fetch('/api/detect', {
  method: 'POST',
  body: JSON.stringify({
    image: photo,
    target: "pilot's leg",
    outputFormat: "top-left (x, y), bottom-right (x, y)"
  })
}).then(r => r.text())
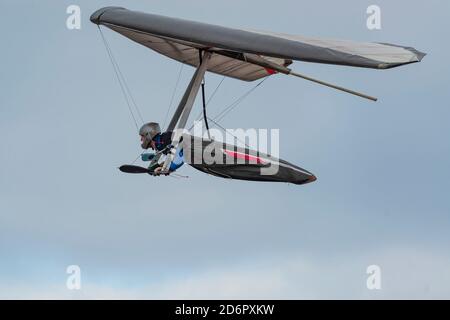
top-left (169, 147), bottom-right (184, 172)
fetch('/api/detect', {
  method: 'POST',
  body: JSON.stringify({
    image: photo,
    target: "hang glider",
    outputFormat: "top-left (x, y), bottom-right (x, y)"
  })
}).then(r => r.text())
top-left (91, 6), bottom-right (425, 101)
top-left (120, 134), bottom-right (317, 185)
top-left (91, 7), bottom-right (425, 185)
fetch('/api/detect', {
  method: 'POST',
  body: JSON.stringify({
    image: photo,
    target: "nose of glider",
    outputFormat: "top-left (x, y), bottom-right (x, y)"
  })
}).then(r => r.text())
top-left (307, 173), bottom-right (317, 183)
top-left (298, 172), bottom-right (317, 185)
top-left (294, 168), bottom-right (317, 185)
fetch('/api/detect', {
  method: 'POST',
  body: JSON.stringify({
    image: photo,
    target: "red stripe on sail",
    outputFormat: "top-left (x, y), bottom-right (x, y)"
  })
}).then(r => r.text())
top-left (264, 67), bottom-right (277, 75)
top-left (223, 149), bottom-right (266, 164)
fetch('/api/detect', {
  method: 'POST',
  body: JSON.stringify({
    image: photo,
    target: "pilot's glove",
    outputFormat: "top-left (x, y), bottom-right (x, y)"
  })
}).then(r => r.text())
top-left (162, 145), bottom-right (174, 155)
top-left (153, 166), bottom-right (163, 176)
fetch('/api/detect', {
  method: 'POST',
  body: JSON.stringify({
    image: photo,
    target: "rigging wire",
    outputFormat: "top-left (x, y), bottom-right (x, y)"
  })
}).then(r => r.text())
top-left (192, 56), bottom-right (250, 124)
top-left (200, 77), bottom-right (269, 149)
top-left (189, 76), bottom-right (226, 130)
top-left (213, 77), bottom-right (267, 124)
top-left (163, 63), bottom-right (184, 129)
top-left (188, 59), bottom-right (247, 130)
top-left (189, 58), bottom-right (248, 126)
top-left (206, 76), bottom-right (225, 106)
top-left (189, 76), bottom-right (268, 134)
top-left (110, 51), bottom-right (145, 124)
top-left (206, 116), bottom-right (250, 149)
top-left (169, 173), bottom-right (189, 179)
top-left (98, 26), bottom-right (144, 123)
top-left (98, 26), bottom-right (144, 130)
top-left (131, 152), bottom-right (144, 165)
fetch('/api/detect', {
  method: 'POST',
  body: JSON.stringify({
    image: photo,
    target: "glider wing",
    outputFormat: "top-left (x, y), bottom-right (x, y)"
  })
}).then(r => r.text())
top-left (91, 6), bottom-right (425, 82)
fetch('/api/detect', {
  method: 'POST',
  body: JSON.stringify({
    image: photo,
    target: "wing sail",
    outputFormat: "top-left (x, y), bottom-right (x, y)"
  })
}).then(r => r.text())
top-left (91, 6), bottom-right (425, 77)
top-left (106, 24), bottom-right (291, 81)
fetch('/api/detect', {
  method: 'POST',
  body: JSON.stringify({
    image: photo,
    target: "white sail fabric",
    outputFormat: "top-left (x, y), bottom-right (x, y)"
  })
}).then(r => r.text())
top-left (108, 24), bottom-right (291, 81)
top-left (247, 29), bottom-right (424, 68)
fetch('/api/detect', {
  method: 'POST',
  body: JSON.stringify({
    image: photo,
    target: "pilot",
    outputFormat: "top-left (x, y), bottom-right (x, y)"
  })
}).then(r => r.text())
top-left (139, 122), bottom-right (184, 175)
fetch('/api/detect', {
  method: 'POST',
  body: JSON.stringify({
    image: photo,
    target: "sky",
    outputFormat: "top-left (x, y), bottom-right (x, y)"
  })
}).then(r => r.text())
top-left (0, 0), bottom-right (449, 299)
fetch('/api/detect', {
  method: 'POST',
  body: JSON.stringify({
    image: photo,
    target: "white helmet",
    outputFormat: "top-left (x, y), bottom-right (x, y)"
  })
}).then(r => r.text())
top-left (139, 122), bottom-right (161, 149)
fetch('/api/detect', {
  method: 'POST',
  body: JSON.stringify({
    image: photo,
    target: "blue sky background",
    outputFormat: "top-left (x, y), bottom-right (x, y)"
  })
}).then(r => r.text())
top-left (1, 0), bottom-right (449, 299)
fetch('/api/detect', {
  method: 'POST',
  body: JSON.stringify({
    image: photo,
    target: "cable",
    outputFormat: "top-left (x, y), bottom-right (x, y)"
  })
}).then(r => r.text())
top-left (99, 27), bottom-right (144, 123)
top-left (163, 63), bottom-right (184, 129)
top-left (206, 116), bottom-right (250, 149)
top-left (206, 76), bottom-right (225, 106)
top-left (98, 26), bottom-right (143, 130)
top-left (213, 78), bottom-right (267, 124)
top-left (189, 76), bottom-right (226, 131)
top-left (188, 76), bottom-right (267, 134)
top-left (131, 152), bottom-right (144, 165)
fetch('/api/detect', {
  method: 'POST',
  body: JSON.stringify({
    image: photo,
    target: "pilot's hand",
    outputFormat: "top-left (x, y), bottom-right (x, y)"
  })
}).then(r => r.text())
top-left (162, 145), bottom-right (174, 155)
top-left (153, 166), bottom-right (163, 176)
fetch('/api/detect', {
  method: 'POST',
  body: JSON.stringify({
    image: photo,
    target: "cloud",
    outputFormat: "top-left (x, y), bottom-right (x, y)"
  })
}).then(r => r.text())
top-left (2, 246), bottom-right (450, 299)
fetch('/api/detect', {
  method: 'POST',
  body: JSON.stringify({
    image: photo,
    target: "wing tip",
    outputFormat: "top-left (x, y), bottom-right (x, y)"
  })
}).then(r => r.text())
top-left (403, 46), bottom-right (427, 62)
top-left (376, 42), bottom-right (427, 69)
top-left (414, 49), bottom-right (427, 62)
top-left (90, 6), bottom-right (126, 25)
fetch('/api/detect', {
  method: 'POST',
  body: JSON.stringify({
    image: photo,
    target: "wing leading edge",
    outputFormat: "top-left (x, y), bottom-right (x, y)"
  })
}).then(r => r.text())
top-left (91, 6), bottom-right (425, 81)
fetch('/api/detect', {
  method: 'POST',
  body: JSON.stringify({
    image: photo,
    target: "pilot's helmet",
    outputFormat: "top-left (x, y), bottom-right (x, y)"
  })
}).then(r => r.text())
top-left (139, 122), bottom-right (161, 149)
